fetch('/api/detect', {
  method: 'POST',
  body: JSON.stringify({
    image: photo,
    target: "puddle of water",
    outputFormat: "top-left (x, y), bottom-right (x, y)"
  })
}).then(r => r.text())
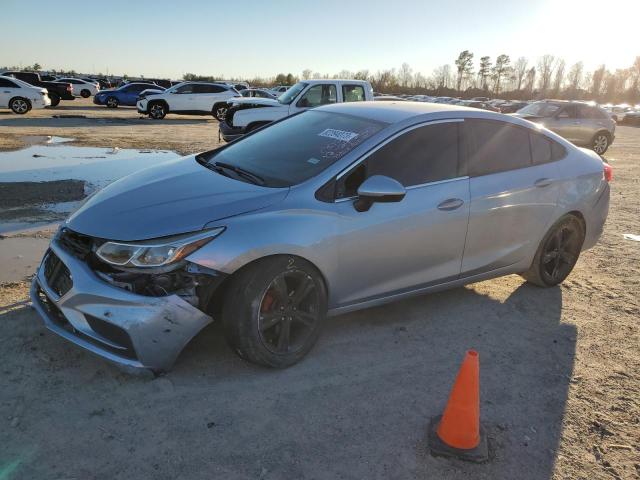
top-left (0, 143), bottom-right (181, 233)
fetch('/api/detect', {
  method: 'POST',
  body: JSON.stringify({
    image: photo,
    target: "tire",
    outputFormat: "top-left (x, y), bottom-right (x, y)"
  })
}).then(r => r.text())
top-left (49, 93), bottom-right (60, 107)
top-left (148, 101), bottom-right (167, 120)
top-left (212, 103), bottom-right (228, 121)
top-left (522, 215), bottom-right (585, 287)
top-left (592, 131), bottom-right (611, 155)
top-left (80, 89), bottom-right (91, 98)
top-left (106, 96), bottom-right (119, 108)
top-left (222, 256), bottom-right (328, 368)
top-left (9, 97), bottom-right (30, 114)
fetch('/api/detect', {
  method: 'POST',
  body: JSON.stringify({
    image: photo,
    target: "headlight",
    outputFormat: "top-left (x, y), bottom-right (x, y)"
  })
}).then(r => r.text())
top-left (96, 228), bottom-right (224, 268)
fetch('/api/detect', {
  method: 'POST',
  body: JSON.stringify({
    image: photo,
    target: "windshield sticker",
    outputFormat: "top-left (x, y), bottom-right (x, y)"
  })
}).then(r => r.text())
top-left (318, 129), bottom-right (359, 142)
top-left (307, 157), bottom-right (321, 164)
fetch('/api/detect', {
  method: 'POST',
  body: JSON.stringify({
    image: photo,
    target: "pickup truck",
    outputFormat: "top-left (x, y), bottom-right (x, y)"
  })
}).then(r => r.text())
top-left (219, 79), bottom-right (373, 142)
top-left (0, 71), bottom-right (74, 106)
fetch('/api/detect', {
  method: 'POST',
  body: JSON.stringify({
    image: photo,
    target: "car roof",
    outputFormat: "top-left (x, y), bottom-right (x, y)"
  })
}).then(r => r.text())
top-left (317, 101), bottom-right (494, 123)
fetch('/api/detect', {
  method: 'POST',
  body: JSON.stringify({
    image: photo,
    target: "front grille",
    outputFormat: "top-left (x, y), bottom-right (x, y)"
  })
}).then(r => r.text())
top-left (43, 251), bottom-right (73, 297)
top-left (58, 228), bottom-right (94, 259)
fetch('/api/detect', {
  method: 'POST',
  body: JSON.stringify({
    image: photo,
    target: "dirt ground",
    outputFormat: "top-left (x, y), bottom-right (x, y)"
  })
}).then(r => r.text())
top-left (0, 100), bottom-right (638, 480)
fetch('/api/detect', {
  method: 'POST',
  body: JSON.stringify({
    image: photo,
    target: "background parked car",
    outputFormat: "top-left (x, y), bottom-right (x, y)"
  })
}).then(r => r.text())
top-left (457, 100), bottom-right (500, 111)
top-left (514, 100), bottom-right (616, 154)
top-left (241, 88), bottom-right (277, 99)
top-left (270, 85), bottom-right (290, 95)
top-left (137, 81), bottom-right (240, 120)
top-left (54, 77), bottom-right (99, 97)
top-left (94, 82), bottom-right (164, 108)
top-left (621, 110), bottom-right (640, 126)
top-left (499, 101), bottom-right (529, 113)
top-left (1, 71), bottom-right (74, 106)
top-left (0, 75), bottom-right (50, 113)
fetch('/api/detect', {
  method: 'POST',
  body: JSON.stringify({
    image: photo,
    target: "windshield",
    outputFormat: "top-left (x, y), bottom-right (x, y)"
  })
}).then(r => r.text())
top-left (204, 110), bottom-right (387, 187)
top-left (517, 102), bottom-right (561, 117)
top-left (277, 82), bottom-right (307, 104)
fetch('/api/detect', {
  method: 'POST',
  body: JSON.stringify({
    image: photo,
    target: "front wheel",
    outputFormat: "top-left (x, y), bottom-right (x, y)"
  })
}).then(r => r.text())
top-left (222, 256), bottom-right (327, 368)
top-left (522, 215), bottom-right (585, 287)
top-left (592, 132), bottom-right (610, 155)
top-left (148, 102), bottom-right (167, 119)
top-left (106, 96), bottom-right (119, 108)
top-left (10, 97), bottom-right (30, 114)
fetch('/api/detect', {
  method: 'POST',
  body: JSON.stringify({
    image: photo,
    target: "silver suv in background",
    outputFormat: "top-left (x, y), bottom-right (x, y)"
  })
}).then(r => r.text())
top-left (514, 101), bottom-right (615, 154)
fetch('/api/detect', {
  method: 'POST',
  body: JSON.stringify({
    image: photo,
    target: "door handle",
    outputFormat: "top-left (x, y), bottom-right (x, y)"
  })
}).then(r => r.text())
top-left (535, 178), bottom-right (553, 188)
top-left (437, 198), bottom-right (464, 211)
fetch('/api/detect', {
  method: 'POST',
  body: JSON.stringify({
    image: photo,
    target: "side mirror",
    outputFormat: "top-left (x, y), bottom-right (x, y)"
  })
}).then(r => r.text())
top-left (354, 175), bottom-right (406, 212)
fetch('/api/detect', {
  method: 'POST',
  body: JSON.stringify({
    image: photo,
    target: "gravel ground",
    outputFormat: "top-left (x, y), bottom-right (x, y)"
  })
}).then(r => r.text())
top-left (0, 105), bottom-right (638, 480)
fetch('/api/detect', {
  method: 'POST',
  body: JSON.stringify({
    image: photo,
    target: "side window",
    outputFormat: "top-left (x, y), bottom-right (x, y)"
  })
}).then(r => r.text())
top-left (551, 141), bottom-right (567, 161)
top-left (193, 84), bottom-right (226, 94)
top-left (0, 78), bottom-right (18, 88)
top-left (343, 85), bottom-right (365, 102)
top-left (557, 105), bottom-right (576, 118)
top-left (297, 84), bottom-right (337, 108)
top-left (175, 84), bottom-right (195, 94)
top-left (336, 122), bottom-right (459, 198)
top-left (577, 105), bottom-right (596, 119)
top-left (530, 133), bottom-right (553, 165)
top-left (465, 119), bottom-right (531, 176)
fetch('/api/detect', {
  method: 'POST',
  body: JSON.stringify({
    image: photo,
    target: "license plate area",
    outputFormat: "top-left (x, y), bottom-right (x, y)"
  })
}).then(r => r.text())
top-left (43, 251), bottom-right (73, 297)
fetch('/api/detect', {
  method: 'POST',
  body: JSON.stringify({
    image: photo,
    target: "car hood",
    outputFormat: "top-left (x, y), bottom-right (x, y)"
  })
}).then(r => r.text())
top-left (65, 156), bottom-right (289, 241)
top-left (229, 97), bottom-right (282, 107)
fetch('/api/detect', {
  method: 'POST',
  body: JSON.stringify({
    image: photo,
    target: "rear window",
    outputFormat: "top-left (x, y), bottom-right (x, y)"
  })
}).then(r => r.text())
top-left (465, 120), bottom-right (531, 176)
top-left (206, 111), bottom-right (386, 187)
top-left (530, 133), bottom-right (567, 164)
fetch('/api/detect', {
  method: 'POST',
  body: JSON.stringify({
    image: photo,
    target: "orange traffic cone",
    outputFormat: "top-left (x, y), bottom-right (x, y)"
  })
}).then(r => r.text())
top-left (428, 350), bottom-right (488, 462)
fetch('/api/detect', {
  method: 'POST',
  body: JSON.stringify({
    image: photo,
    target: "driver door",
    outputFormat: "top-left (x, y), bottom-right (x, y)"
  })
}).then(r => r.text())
top-left (171, 83), bottom-right (195, 111)
top-left (330, 120), bottom-right (470, 307)
top-left (546, 104), bottom-right (580, 142)
top-left (289, 84), bottom-right (337, 115)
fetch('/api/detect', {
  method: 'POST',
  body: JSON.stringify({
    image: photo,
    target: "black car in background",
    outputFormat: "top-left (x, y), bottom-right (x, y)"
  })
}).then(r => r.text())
top-left (0, 71), bottom-right (74, 106)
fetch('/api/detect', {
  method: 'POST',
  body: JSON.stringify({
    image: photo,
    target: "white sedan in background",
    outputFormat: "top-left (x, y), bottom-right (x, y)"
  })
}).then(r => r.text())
top-left (54, 77), bottom-right (99, 97)
top-left (0, 75), bottom-right (50, 113)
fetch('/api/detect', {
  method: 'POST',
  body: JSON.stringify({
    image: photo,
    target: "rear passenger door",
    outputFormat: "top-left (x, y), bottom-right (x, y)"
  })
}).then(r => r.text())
top-left (193, 84), bottom-right (228, 112)
top-left (332, 120), bottom-right (470, 306)
top-left (341, 84), bottom-right (366, 102)
top-left (460, 119), bottom-right (560, 276)
top-left (0, 78), bottom-right (19, 107)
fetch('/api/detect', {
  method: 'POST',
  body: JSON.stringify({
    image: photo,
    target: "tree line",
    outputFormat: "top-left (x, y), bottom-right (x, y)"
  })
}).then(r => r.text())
top-left (8, 53), bottom-right (640, 104)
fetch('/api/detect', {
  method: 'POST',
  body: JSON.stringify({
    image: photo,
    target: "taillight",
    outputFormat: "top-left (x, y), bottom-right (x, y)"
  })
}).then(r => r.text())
top-left (603, 162), bottom-right (613, 182)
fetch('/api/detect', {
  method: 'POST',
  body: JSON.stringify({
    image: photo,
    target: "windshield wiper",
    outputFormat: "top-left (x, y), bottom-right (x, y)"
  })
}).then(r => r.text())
top-left (212, 161), bottom-right (265, 186)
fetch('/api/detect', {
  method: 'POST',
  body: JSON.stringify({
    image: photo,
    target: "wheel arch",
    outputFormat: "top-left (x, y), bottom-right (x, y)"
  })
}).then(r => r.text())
top-left (204, 253), bottom-right (330, 318)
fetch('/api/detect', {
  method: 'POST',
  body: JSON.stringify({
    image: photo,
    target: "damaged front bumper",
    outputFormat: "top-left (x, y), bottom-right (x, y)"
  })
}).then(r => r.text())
top-left (30, 238), bottom-right (214, 372)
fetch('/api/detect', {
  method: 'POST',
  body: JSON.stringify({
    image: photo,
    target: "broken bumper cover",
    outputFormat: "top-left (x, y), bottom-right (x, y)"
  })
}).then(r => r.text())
top-left (30, 240), bottom-right (213, 372)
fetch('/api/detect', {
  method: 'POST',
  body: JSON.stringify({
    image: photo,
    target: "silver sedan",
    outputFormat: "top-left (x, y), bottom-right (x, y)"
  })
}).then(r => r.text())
top-left (31, 102), bottom-right (610, 372)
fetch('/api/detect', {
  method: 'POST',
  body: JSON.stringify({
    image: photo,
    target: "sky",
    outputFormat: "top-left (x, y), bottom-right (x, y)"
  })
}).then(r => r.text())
top-left (2, 0), bottom-right (639, 80)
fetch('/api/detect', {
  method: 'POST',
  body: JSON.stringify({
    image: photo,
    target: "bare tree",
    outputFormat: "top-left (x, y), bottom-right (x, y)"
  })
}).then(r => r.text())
top-left (399, 62), bottom-right (413, 88)
top-left (567, 62), bottom-right (584, 92)
top-left (552, 59), bottom-right (566, 95)
top-left (591, 65), bottom-right (606, 99)
top-left (433, 64), bottom-right (452, 89)
top-left (513, 57), bottom-right (528, 91)
top-left (524, 67), bottom-right (536, 93)
top-left (301, 69), bottom-right (312, 80)
top-left (537, 54), bottom-right (555, 92)
top-left (492, 54), bottom-right (511, 95)
top-left (354, 70), bottom-right (370, 81)
top-left (478, 56), bottom-right (492, 91)
top-left (630, 56), bottom-right (640, 95)
top-left (455, 50), bottom-right (474, 92)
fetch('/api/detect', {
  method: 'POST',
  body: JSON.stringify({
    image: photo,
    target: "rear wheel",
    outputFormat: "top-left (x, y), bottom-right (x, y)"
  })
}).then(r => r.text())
top-left (522, 215), bottom-right (585, 287)
top-left (80, 89), bottom-right (91, 98)
top-left (148, 102), bottom-right (167, 119)
top-left (592, 132), bottom-right (610, 155)
top-left (106, 96), bottom-right (119, 108)
top-left (48, 93), bottom-right (60, 107)
top-left (222, 256), bottom-right (327, 368)
top-left (10, 97), bottom-right (30, 114)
